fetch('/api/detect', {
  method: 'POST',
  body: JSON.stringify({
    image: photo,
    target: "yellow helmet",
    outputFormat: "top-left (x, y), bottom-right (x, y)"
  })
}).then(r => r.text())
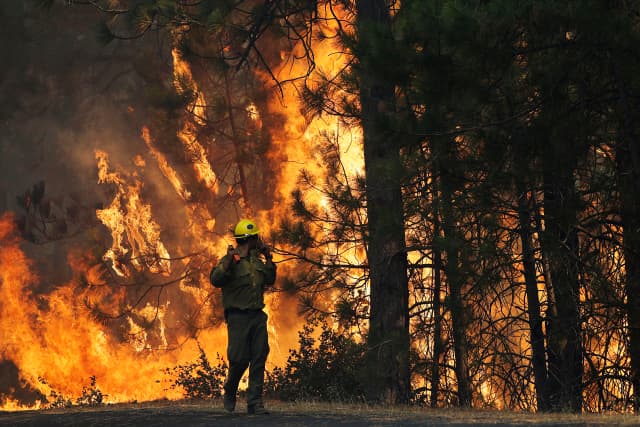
top-left (234, 219), bottom-right (260, 238)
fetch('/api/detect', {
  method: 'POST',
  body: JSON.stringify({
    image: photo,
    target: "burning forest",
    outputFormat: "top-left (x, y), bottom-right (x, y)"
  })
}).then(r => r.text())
top-left (1, 0), bottom-right (640, 416)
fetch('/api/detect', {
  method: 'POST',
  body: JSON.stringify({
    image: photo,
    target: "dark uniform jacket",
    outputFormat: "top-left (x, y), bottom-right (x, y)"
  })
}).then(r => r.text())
top-left (210, 249), bottom-right (276, 310)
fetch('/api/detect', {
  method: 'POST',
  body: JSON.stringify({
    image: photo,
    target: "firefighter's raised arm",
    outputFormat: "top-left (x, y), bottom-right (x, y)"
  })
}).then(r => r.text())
top-left (210, 245), bottom-right (236, 287)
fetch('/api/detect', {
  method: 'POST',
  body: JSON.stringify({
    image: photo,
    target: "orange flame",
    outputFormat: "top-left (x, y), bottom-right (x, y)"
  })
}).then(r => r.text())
top-left (172, 48), bottom-right (219, 193)
top-left (0, 213), bottom-right (223, 407)
top-left (141, 127), bottom-right (192, 201)
top-left (95, 150), bottom-right (171, 276)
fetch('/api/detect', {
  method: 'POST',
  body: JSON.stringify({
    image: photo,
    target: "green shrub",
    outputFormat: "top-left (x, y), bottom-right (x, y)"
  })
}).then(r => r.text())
top-left (266, 320), bottom-right (366, 402)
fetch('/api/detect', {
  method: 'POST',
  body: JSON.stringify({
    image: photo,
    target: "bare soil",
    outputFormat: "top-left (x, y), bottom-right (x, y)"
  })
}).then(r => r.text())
top-left (1, 400), bottom-right (638, 427)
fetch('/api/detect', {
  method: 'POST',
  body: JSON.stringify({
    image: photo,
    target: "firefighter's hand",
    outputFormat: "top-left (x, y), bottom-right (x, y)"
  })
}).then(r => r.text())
top-left (222, 245), bottom-right (235, 270)
top-left (258, 239), bottom-right (273, 262)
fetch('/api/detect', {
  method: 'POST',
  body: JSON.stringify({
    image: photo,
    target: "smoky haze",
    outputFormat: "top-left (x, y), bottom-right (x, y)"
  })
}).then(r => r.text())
top-left (0, 1), bottom-right (154, 274)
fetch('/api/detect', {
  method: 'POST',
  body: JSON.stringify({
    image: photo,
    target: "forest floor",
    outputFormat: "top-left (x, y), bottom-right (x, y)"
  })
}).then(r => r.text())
top-left (1, 400), bottom-right (639, 427)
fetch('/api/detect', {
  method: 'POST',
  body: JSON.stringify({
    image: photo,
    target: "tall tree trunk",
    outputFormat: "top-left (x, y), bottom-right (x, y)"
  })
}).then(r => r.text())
top-left (542, 166), bottom-right (582, 412)
top-left (619, 135), bottom-right (640, 414)
top-left (437, 141), bottom-right (472, 407)
top-left (357, 0), bottom-right (410, 404)
top-left (613, 63), bottom-right (640, 411)
top-left (532, 196), bottom-right (557, 315)
top-left (516, 185), bottom-right (550, 411)
top-left (430, 175), bottom-right (444, 408)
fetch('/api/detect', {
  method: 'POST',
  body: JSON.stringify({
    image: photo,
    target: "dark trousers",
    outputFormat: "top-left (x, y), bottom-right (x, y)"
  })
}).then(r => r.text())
top-left (224, 309), bottom-right (269, 406)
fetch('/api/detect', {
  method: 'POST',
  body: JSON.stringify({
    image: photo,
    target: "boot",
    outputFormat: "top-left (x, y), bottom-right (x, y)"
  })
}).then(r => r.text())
top-left (247, 402), bottom-right (269, 415)
top-left (223, 393), bottom-right (236, 413)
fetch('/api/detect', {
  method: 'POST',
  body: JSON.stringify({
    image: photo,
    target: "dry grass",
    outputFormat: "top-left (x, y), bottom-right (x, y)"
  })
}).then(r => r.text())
top-left (268, 400), bottom-right (640, 425)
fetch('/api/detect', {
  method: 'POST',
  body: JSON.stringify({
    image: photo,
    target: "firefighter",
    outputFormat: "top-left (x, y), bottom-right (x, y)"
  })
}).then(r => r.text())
top-left (210, 219), bottom-right (276, 415)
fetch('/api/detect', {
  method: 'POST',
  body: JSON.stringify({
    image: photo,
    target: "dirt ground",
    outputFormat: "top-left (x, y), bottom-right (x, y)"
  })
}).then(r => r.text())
top-left (1, 400), bottom-right (639, 427)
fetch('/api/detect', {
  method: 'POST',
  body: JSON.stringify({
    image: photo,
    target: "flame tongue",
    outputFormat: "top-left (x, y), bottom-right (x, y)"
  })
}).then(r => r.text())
top-left (95, 150), bottom-right (171, 276)
top-left (172, 48), bottom-right (219, 194)
top-left (141, 127), bottom-right (192, 201)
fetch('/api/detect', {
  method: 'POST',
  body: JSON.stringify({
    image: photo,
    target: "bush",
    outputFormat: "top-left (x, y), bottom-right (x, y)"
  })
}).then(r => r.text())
top-left (39, 376), bottom-right (104, 408)
top-left (266, 320), bottom-right (366, 402)
top-left (75, 375), bottom-right (104, 406)
top-left (164, 343), bottom-right (227, 399)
